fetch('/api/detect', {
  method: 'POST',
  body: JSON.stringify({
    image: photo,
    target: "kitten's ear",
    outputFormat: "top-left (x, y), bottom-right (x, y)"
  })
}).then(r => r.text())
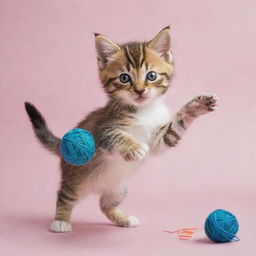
top-left (147, 26), bottom-right (171, 61)
top-left (94, 33), bottom-right (121, 67)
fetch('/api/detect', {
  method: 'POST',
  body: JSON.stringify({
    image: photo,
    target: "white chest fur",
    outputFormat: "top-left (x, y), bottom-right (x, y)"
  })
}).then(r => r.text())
top-left (129, 98), bottom-right (171, 143)
top-left (86, 98), bottom-right (171, 194)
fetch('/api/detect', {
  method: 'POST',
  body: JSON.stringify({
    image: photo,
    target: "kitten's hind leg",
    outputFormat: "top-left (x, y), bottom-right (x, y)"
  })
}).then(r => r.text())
top-left (100, 184), bottom-right (139, 228)
top-left (50, 184), bottom-right (78, 233)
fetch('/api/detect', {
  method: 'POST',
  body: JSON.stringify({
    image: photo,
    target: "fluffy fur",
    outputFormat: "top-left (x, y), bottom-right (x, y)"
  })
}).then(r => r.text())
top-left (25, 26), bottom-right (218, 232)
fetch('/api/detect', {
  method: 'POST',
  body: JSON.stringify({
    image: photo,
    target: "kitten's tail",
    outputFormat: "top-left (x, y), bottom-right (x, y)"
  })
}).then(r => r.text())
top-left (24, 102), bottom-right (61, 156)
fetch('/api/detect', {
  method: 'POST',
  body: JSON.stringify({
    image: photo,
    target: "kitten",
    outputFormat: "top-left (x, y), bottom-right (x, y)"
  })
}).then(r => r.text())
top-left (25, 26), bottom-right (218, 232)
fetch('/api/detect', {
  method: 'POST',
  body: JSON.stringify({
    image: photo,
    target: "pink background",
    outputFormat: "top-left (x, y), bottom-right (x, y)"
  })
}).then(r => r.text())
top-left (1, 0), bottom-right (256, 255)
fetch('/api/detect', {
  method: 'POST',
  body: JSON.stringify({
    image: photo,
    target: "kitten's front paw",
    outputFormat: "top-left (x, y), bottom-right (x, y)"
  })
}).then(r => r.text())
top-left (50, 220), bottom-right (72, 233)
top-left (122, 143), bottom-right (149, 161)
top-left (164, 132), bottom-right (180, 147)
top-left (187, 94), bottom-right (218, 116)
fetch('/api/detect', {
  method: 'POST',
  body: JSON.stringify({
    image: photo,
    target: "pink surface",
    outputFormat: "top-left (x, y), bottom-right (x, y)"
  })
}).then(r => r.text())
top-left (1, 0), bottom-right (256, 255)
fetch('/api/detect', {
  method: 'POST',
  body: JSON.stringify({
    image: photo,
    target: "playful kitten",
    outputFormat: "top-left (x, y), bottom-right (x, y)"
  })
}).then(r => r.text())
top-left (25, 26), bottom-right (218, 232)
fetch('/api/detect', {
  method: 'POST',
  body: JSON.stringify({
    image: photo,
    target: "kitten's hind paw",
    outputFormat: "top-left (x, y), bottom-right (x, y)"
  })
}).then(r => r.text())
top-left (122, 143), bottom-right (149, 161)
top-left (50, 220), bottom-right (72, 233)
top-left (114, 215), bottom-right (140, 227)
top-left (127, 216), bottom-right (140, 227)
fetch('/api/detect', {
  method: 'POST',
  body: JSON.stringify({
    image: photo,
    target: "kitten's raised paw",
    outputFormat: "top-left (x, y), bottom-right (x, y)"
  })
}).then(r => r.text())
top-left (122, 143), bottom-right (149, 161)
top-left (50, 220), bottom-right (72, 233)
top-left (188, 94), bottom-right (218, 115)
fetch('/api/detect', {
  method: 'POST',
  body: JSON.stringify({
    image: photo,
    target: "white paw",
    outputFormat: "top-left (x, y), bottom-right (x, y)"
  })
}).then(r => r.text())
top-left (134, 143), bottom-right (149, 160)
top-left (123, 143), bottom-right (149, 161)
top-left (128, 216), bottom-right (140, 227)
top-left (50, 220), bottom-right (72, 233)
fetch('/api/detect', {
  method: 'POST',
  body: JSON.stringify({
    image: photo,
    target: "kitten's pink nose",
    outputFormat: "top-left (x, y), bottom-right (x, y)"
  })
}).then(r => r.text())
top-left (134, 89), bottom-right (145, 96)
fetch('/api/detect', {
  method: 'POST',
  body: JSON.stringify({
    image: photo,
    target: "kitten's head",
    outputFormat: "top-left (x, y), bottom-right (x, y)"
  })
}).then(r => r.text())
top-left (95, 26), bottom-right (173, 107)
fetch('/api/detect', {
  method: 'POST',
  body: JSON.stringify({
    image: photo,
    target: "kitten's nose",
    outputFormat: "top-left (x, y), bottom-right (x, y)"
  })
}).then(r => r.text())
top-left (134, 89), bottom-right (145, 96)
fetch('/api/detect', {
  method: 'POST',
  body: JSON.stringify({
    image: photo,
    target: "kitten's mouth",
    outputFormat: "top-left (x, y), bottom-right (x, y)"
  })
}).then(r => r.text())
top-left (135, 96), bottom-right (148, 103)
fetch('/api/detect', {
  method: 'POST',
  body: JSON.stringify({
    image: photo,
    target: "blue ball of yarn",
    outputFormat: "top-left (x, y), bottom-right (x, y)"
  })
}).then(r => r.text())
top-left (60, 128), bottom-right (95, 166)
top-left (204, 209), bottom-right (239, 243)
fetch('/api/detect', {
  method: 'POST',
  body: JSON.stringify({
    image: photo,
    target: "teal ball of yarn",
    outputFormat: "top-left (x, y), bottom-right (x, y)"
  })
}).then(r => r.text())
top-left (60, 128), bottom-right (95, 166)
top-left (204, 209), bottom-right (239, 243)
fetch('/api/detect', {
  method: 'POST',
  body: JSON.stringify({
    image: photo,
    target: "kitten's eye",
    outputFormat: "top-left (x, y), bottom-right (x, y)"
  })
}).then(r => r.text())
top-left (119, 74), bottom-right (131, 83)
top-left (146, 71), bottom-right (157, 81)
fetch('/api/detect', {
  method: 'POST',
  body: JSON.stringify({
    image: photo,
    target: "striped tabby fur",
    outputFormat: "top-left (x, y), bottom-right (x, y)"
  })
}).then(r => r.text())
top-left (25, 26), bottom-right (218, 232)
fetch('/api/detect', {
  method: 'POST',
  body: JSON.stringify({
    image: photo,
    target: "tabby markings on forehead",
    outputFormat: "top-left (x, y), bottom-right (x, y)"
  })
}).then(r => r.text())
top-left (139, 44), bottom-right (146, 67)
top-left (124, 46), bottom-right (136, 68)
top-left (124, 42), bottom-right (146, 69)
